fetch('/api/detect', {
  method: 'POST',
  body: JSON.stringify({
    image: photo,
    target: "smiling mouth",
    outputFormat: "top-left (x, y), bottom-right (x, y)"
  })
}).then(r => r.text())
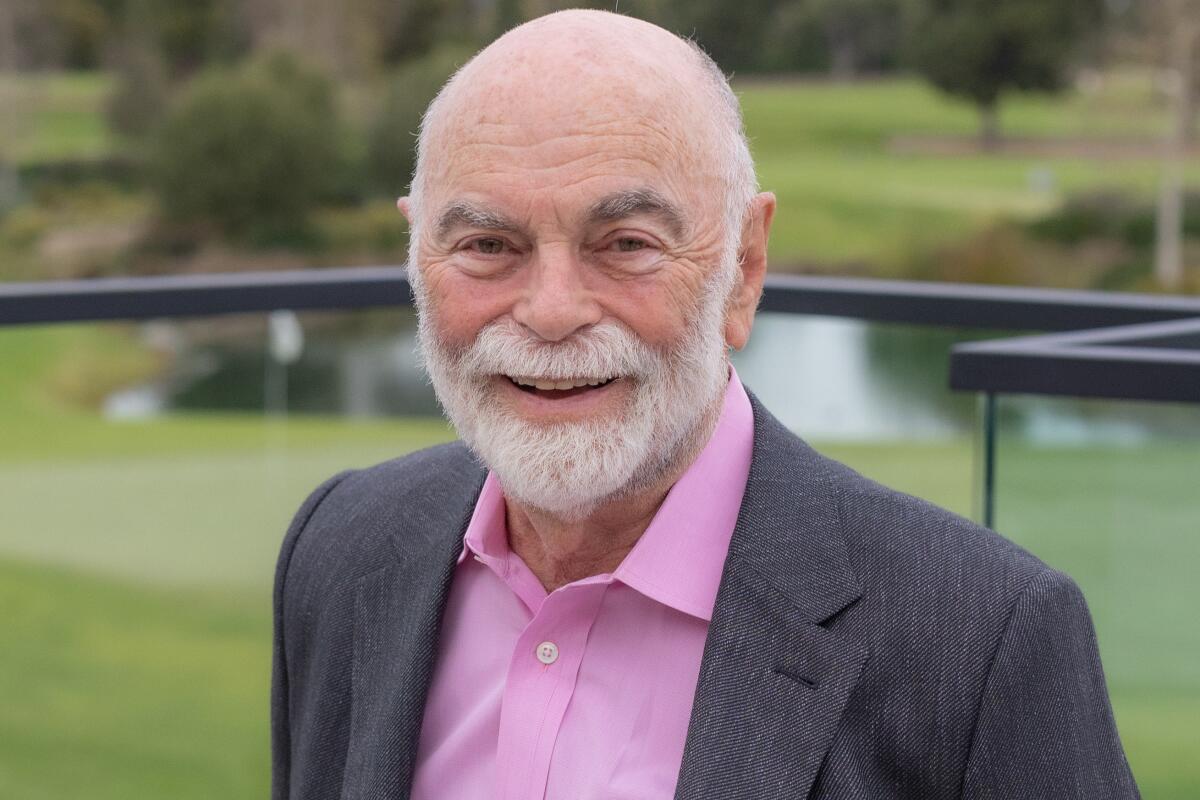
top-left (505, 375), bottom-right (619, 399)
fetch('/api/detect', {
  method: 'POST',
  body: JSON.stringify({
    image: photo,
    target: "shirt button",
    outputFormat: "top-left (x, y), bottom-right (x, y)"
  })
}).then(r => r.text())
top-left (535, 641), bottom-right (559, 665)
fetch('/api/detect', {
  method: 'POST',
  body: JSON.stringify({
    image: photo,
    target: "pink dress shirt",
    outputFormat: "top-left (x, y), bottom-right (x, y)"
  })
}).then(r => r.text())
top-left (410, 371), bottom-right (754, 800)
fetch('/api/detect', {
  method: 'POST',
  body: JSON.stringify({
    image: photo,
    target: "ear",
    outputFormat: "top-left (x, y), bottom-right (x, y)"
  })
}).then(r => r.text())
top-left (724, 192), bottom-right (776, 351)
top-left (396, 196), bottom-right (414, 225)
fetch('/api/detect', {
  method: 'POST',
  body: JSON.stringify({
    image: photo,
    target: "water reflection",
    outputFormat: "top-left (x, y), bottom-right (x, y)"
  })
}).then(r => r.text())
top-left (735, 314), bottom-right (971, 441)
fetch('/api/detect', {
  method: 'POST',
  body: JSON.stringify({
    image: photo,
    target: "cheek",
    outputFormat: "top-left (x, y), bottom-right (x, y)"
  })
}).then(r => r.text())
top-left (420, 261), bottom-right (518, 347)
top-left (597, 266), bottom-right (711, 348)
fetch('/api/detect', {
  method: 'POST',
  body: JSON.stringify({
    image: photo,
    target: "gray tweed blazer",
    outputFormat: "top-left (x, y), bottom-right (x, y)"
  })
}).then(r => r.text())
top-left (272, 395), bottom-right (1139, 799)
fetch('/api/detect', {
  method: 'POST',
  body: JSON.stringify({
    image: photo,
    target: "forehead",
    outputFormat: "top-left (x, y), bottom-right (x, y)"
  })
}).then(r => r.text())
top-left (421, 55), bottom-right (723, 220)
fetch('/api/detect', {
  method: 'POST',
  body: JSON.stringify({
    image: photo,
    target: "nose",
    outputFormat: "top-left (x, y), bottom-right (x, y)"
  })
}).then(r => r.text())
top-left (511, 245), bottom-right (602, 342)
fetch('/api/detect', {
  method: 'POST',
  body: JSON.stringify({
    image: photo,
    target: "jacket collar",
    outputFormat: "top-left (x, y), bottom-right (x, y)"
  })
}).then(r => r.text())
top-left (726, 392), bottom-right (863, 625)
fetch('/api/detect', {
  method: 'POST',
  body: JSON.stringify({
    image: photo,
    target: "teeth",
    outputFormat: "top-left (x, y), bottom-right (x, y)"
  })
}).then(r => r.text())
top-left (509, 376), bottom-right (615, 390)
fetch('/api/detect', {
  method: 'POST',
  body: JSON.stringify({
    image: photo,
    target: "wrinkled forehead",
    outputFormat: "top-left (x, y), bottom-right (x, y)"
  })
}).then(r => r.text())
top-left (418, 40), bottom-right (725, 222)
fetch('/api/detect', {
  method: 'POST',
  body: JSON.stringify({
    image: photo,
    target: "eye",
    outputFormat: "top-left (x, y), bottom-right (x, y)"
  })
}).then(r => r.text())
top-left (468, 237), bottom-right (507, 255)
top-left (613, 237), bottom-right (647, 252)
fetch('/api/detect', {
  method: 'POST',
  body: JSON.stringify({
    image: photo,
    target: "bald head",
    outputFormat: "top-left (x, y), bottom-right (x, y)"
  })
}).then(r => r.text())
top-left (408, 10), bottom-right (756, 247)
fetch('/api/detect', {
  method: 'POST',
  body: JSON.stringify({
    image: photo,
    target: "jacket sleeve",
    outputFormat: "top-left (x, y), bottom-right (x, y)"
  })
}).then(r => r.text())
top-left (271, 470), bottom-right (355, 800)
top-left (961, 568), bottom-right (1140, 799)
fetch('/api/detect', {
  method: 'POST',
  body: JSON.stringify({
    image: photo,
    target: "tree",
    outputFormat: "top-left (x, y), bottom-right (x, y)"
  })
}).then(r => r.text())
top-left (366, 45), bottom-right (476, 197)
top-left (906, 0), bottom-right (1106, 147)
top-left (670, 0), bottom-right (786, 73)
top-left (770, 0), bottom-right (903, 79)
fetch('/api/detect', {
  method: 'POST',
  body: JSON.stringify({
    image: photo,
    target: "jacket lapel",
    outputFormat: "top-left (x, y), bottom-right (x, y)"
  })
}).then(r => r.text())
top-left (341, 459), bottom-right (484, 800)
top-left (675, 397), bottom-right (868, 799)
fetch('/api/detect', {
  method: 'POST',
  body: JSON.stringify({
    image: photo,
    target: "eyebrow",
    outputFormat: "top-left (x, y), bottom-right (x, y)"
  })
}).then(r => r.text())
top-left (585, 188), bottom-right (689, 239)
top-left (433, 188), bottom-right (690, 240)
top-left (434, 201), bottom-right (521, 238)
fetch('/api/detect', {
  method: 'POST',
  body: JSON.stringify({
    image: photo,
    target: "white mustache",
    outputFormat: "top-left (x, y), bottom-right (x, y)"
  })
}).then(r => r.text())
top-left (455, 317), bottom-right (664, 382)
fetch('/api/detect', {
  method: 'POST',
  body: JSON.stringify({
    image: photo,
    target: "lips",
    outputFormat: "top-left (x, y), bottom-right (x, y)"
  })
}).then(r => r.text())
top-left (505, 374), bottom-right (618, 399)
top-left (508, 375), bottom-right (616, 390)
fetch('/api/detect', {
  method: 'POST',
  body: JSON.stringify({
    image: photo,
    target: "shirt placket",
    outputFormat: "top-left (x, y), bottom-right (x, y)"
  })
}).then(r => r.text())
top-left (496, 579), bottom-right (609, 800)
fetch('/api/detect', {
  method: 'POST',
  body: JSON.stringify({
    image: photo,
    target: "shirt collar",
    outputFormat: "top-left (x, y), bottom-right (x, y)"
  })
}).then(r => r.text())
top-left (457, 472), bottom-right (507, 568)
top-left (611, 369), bottom-right (754, 621)
top-left (458, 368), bottom-right (755, 623)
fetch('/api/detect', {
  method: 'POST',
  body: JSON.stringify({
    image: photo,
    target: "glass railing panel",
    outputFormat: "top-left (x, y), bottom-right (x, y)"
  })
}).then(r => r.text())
top-left (991, 394), bottom-right (1200, 800)
top-left (734, 312), bottom-right (1001, 517)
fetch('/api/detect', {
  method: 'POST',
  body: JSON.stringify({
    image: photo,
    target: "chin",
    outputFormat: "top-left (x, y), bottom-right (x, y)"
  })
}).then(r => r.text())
top-left (455, 379), bottom-right (716, 521)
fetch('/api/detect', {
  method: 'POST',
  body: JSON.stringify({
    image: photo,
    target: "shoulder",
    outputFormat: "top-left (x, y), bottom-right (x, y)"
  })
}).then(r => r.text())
top-left (748, 393), bottom-right (1050, 605)
top-left (789, 433), bottom-right (1090, 704)
top-left (800, 436), bottom-right (1060, 654)
top-left (747, 392), bottom-right (1065, 655)
top-left (828, 452), bottom-right (1049, 607)
top-left (276, 441), bottom-right (484, 609)
top-left (304, 440), bottom-right (482, 528)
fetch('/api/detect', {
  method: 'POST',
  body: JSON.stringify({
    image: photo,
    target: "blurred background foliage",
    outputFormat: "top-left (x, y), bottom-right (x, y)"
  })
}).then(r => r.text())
top-left (2, 1), bottom-right (1200, 798)
top-left (0, 0), bottom-right (1196, 290)
top-left (151, 50), bottom-right (342, 245)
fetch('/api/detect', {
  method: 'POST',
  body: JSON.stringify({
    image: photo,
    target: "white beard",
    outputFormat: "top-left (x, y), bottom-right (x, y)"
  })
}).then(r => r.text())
top-left (414, 264), bottom-right (737, 521)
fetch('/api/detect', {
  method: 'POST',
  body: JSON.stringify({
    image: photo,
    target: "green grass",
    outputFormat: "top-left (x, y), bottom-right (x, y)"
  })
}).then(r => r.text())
top-left (1, 73), bottom-right (116, 166)
top-left (735, 77), bottom-right (1200, 270)
top-left (738, 75), bottom-right (1170, 152)
top-left (0, 397), bottom-right (456, 796)
top-left (0, 422), bottom-right (454, 589)
top-left (0, 324), bottom-right (455, 464)
top-left (0, 558), bottom-right (271, 800)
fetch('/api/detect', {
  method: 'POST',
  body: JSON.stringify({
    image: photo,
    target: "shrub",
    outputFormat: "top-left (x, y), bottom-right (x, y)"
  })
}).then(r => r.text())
top-left (1026, 191), bottom-right (1136, 244)
top-left (1028, 189), bottom-right (1200, 248)
top-left (152, 51), bottom-right (341, 244)
top-left (366, 45), bottom-right (475, 198)
top-left (916, 222), bottom-right (1130, 290)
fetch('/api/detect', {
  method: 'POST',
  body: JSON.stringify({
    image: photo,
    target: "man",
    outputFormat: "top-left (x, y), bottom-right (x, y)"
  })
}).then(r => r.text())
top-left (272, 10), bottom-right (1138, 799)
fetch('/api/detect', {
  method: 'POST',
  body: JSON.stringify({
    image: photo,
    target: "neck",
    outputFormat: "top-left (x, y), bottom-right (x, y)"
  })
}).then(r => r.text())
top-left (506, 395), bottom-right (724, 593)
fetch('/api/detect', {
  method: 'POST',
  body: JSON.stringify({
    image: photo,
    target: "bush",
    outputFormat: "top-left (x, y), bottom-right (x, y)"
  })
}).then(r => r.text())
top-left (1028, 189), bottom-right (1200, 248)
top-left (366, 45), bottom-right (475, 198)
top-left (1026, 191), bottom-right (1137, 244)
top-left (915, 222), bottom-right (1130, 290)
top-left (152, 51), bottom-right (341, 244)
